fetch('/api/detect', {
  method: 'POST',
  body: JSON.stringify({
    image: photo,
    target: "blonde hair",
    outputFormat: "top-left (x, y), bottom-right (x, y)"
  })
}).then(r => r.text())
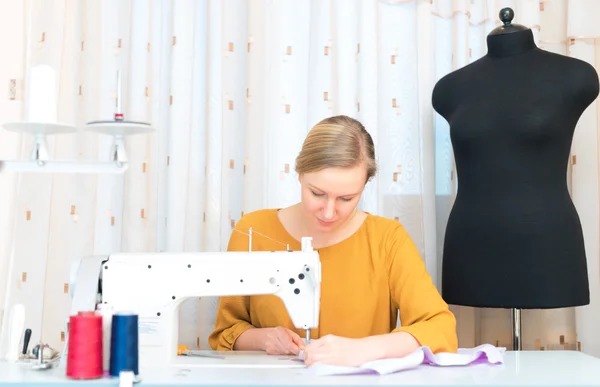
top-left (295, 115), bottom-right (377, 182)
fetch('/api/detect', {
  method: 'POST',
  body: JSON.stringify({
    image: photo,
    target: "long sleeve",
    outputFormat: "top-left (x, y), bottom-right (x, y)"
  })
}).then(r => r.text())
top-left (387, 224), bottom-right (458, 354)
top-left (207, 219), bottom-right (255, 350)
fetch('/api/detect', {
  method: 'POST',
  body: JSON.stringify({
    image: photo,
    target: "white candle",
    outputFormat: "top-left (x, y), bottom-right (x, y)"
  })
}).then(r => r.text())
top-left (27, 65), bottom-right (57, 123)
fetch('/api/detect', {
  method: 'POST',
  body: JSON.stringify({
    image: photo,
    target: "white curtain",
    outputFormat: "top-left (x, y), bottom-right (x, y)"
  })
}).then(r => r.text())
top-left (0, 0), bottom-right (598, 358)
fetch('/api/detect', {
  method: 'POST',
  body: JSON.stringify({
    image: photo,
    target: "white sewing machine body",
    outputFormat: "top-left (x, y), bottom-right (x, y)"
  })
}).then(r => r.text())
top-left (65, 236), bottom-right (321, 367)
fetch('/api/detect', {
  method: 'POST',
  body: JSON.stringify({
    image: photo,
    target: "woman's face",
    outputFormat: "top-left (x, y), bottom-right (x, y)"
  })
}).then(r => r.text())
top-left (298, 164), bottom-right (367, 234)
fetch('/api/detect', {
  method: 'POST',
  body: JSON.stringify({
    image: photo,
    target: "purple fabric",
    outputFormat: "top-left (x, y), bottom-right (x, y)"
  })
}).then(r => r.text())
top-left (304, 344), bottom-right (506, 376)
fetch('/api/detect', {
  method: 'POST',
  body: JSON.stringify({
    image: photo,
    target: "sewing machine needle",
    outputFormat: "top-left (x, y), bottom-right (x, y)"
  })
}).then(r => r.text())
top-left (306, 329), bottom-right (310, 344)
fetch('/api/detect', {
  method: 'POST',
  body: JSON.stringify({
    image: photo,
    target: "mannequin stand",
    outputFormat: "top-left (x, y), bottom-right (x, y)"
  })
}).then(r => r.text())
top-left (512, 308), bottom-right (522, 350)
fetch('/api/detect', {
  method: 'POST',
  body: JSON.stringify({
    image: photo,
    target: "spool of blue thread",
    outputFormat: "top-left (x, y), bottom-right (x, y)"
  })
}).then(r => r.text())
top-left (109, 312), bottom-right (139, 377)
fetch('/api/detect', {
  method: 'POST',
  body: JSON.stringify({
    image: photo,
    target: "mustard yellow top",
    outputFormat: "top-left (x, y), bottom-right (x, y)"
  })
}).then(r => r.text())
top-left (208, 209), bottom-right (457, 354)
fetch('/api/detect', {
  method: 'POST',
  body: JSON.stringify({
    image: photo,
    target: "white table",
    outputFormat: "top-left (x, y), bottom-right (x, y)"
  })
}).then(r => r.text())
top-left (0, 350), bottom-right (598, 386)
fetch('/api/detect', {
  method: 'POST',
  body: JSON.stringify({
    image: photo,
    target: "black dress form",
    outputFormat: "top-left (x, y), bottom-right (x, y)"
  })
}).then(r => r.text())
top-left (433, 28), bottom-right (599, 309)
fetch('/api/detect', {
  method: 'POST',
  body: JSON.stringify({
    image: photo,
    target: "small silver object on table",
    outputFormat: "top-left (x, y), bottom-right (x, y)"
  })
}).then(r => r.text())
top-left (29, 342), bottom-right (55, 370)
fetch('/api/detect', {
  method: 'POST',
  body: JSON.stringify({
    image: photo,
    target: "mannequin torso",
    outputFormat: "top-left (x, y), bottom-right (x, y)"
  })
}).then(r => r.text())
top-left (433, 29), bottom-right (599, 308)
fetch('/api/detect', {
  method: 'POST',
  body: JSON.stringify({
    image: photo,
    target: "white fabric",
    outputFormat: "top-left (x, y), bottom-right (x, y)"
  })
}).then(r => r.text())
top-left (0, 0), bottom-right (598, 359)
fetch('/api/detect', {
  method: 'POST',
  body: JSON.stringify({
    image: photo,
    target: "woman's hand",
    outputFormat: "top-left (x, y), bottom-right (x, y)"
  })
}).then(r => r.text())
top-left (302, 334), bottom-right (374, 367)
top-left (265, 326), bottom-right (306, 355)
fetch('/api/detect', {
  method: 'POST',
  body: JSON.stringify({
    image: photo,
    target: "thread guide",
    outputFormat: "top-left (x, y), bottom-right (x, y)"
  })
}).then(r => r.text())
top-left (0, 70), bottom-right (154, 174)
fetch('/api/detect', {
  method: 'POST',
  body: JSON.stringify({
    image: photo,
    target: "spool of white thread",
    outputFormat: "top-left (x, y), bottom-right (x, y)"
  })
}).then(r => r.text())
top-left (96, 304), bottom-right (114, 372)
top-left (5, 304), bottom-right (25, 362)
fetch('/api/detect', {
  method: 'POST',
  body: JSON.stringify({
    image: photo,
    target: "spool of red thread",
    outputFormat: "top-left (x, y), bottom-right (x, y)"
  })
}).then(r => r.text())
top-left (66, 311), bottom-right (103, 379)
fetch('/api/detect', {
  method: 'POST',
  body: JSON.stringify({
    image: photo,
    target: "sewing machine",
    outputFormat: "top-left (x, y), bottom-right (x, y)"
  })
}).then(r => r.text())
top-left (63, 234), bottom-right (321, 367)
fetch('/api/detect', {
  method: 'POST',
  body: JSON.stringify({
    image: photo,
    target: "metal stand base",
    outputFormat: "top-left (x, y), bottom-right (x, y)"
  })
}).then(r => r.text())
top-left (512, 308), bottom-right (522, 350)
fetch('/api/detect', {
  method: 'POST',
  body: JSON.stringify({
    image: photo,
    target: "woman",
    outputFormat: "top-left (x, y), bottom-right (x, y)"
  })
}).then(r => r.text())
top-left (208, 115), bottom-right (457, 367)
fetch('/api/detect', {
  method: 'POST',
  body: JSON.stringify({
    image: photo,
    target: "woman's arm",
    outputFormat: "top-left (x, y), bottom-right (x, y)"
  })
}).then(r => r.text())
top-left (235, 326), bottom-right (306, 355)
top-left (385, 223), bottom-right (458, 354)
top-left (208, 213), bottom-right (305, 354)
top-left (232, 327), bottom-right (270, 351)
top-left (302, 223), bottom-right (457, 366)
top-left (359, 331), bottom-right (420, 360)
top-left (207, 291), bottom-right (255, 350)
top-left (208, 218), bottom-right (256, 350)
